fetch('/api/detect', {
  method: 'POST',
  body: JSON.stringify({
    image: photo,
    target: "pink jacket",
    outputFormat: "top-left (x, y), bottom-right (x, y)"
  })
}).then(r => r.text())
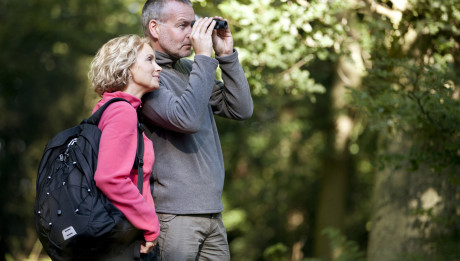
top-left (92, 91), bottom-right (160, 242)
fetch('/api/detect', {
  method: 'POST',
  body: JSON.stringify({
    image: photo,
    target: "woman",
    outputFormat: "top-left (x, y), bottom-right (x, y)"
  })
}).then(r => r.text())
top-left (88, 34), bottom-right (162, 260)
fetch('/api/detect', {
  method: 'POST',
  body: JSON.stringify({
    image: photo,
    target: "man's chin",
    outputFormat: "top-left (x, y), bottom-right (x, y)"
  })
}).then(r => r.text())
top-left (182, 50), bottom-right (192, 58)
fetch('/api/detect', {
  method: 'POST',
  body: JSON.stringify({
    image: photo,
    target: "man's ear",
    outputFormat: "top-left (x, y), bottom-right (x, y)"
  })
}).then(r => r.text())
top-left (149, 20), bottom-right (160, 40)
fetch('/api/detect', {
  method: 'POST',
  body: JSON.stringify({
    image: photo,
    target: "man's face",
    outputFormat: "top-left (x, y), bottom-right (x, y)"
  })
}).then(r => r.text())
top-left (156, 1), bottom-right (195, 58)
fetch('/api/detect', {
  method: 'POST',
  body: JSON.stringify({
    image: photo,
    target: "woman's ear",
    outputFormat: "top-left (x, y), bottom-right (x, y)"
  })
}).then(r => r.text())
top-left (149, 20), bottom-right (160, 40)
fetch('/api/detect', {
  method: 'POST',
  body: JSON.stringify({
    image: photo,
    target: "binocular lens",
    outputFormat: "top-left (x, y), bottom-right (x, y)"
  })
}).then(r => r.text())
top-left (191, 19), bottom-right (228, 29)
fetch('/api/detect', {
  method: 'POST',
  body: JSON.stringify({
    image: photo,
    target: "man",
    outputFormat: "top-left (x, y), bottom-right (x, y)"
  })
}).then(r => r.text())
top-left (140, 0), bottom-right (253, 260)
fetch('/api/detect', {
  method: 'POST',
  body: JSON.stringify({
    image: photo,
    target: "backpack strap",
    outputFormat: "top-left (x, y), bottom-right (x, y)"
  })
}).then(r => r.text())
top-left (87, 97), bottom-right (129, 125)
top-left (135, 122), bottom-right (145, 194)
top-left (87, 97), bottom-right (145, 195)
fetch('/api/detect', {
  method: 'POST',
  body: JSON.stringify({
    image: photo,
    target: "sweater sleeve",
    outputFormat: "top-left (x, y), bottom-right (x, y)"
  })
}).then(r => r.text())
top-left (94, 102), bottom-right (160, 242)
top-left (141, 55), bottom-right (218, 134)
top-left (210, 49), bottom-right (253, 120)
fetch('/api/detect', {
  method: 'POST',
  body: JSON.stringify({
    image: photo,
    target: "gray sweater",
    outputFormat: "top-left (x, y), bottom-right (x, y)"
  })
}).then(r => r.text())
top-left (141, 50), bottom-right (253, 214)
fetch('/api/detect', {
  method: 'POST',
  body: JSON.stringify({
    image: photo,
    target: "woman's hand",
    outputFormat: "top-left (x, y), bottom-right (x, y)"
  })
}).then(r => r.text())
top-left (140, 239), bottom-right (158, 254)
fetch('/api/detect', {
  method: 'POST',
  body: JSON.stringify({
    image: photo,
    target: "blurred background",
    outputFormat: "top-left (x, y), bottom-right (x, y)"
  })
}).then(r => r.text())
top-left (1, 0), bottom-right (459, 260)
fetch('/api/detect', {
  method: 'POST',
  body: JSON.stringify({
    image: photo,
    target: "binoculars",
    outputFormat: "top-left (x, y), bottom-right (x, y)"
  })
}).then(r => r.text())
top-left (191, 19), bottom-right (228, 29)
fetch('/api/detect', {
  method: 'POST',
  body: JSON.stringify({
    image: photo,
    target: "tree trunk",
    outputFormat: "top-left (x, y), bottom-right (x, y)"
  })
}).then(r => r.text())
top-left (314, 43), bottom-right (363, 260)
top-left (314, 155), bottom-right (350, 260)
top-left (367, 132), bottom-right (460, 260)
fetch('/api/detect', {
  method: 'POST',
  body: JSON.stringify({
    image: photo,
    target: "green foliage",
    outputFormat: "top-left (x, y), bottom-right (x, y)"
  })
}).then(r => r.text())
top-left (322, 227), bottom-right (365, 261)
top-left (218, 0), bottom-right (351, 97)
top-left (219, 0), bottom-right (460, 260)
top-left (263, 243), bottom-right (289, 261)
top-left (347, 1), bottom-right (460, 258)
top-left (216, 0), bottom-right (374, 260)
top-left (350, 0), bottom-right (460, 175)
top-left (218, 94), bottom-right (325, 260)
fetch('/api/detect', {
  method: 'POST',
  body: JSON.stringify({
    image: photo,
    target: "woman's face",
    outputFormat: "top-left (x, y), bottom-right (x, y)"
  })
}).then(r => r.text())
top-left (129, 43), bottom-right (162, 93)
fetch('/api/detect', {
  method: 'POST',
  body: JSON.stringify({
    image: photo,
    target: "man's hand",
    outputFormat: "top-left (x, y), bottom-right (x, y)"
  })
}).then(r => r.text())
top-left (140, 239), bottom-right (158, 254)
top-left (212, 16), bottom-right (234, 57)
top-left (190, 17), bottom-right (216, 57)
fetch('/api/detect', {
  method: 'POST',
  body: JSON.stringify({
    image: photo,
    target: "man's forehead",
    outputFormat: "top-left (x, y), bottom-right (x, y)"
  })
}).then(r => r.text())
top-left (163, 1), bottom-right (194, 21)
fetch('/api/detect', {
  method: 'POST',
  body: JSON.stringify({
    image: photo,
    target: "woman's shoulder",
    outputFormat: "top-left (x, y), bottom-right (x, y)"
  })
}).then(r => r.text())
top-left (98, 100), bottom-right (137, 130)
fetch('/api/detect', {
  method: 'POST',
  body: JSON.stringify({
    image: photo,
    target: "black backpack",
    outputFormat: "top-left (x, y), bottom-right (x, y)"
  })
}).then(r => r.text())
top-left (34, 98), bottom-right (145, 260)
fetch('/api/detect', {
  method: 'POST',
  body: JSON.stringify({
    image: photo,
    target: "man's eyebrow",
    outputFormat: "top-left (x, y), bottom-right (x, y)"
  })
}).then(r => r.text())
top-left (176, 17), bottom-right (193, 23)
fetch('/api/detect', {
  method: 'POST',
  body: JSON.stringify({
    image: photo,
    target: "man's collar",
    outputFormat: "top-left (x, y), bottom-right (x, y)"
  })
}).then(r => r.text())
top-left (155, 50), bottom-right (179, 66)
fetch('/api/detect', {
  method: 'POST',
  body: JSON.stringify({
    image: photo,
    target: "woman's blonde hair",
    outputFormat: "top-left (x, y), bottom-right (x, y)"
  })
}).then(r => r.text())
top-left (89, 34), bottom-right (151, 96)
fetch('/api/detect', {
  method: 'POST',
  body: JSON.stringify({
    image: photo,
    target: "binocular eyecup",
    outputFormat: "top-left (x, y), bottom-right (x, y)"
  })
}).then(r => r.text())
top-left (191, 19), bottom-right (228, 30)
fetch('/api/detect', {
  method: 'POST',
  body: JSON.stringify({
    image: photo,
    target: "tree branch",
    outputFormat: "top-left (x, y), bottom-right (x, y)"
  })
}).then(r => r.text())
top-left (363, 0), bottom-right (403, 25)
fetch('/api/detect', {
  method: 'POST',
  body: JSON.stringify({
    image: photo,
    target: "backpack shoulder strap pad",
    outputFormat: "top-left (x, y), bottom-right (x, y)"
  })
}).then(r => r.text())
top-left (86, 98), bottom-right (130, 125)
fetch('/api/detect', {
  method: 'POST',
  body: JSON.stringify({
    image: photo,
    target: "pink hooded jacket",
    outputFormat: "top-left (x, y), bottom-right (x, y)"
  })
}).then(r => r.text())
top-left (92, 91), bottom-right (160, 242)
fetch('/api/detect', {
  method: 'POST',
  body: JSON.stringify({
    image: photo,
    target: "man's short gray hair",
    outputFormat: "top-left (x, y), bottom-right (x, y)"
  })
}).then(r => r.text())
top-left (141, 0), bottom-right (193, 37)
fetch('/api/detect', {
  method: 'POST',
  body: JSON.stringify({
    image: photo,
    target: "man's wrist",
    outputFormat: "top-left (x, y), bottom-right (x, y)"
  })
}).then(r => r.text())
top-left (215, 49), bottom-right (238, 64)
top-left (216, 49), bottom-right (234, 57)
